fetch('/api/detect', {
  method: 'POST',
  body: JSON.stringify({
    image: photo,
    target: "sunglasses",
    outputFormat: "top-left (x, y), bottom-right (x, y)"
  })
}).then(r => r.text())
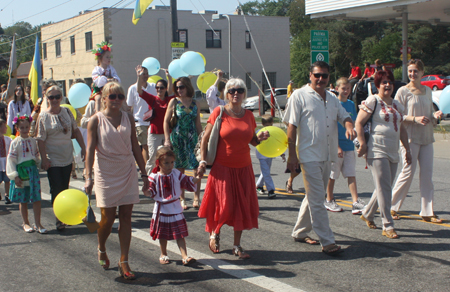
top-left (48, 94), bottom-right (61, 100)
top-left (156, 86), bottom-right (166, 90)
top-left (312, 73), bottom-right (329, 79)
top-left (175, 85), bottom-right (186, 90)
top-left (108, 94), bottom-right (125, 100)
top-left (227, 88), bottom-right (245, 94)
top-left (381, 80), bottom-right (394, 85)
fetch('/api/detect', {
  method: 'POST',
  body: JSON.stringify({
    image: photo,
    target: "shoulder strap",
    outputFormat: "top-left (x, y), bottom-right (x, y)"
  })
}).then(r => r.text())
top-left (368, 98), bottom-right (377, 123)
top-left (218, 105), bottom-right (225, 118)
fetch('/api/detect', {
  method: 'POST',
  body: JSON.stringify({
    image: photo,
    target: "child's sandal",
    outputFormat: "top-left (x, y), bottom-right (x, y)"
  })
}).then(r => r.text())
top-left (182, 257), bottom-right (196, 266)
top-left (159, 255), bottom-right (170, 265)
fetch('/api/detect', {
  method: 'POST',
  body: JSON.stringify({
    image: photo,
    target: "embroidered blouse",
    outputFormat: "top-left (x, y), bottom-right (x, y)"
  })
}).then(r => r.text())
top-left (6, 136), bottom-right (40, 179)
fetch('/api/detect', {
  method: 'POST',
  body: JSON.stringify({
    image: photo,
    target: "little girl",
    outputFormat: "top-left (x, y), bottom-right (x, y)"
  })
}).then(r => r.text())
top-left (91, 41), bottom-right (121, 112)
top-left (6, 115), bottom-right (44, 233)
top-left (145, 146), bottom-right (201, 266)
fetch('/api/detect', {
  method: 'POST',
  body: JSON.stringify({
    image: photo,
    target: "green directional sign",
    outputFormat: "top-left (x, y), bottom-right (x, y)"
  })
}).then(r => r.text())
top-left (311, 30), bottom-right (329, 51)
top-left (311, 51), bottom-right (329, 64)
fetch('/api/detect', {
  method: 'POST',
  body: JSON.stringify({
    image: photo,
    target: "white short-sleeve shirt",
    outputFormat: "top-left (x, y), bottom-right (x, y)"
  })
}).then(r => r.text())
top-left (126, 82), bottom-right (156, 127)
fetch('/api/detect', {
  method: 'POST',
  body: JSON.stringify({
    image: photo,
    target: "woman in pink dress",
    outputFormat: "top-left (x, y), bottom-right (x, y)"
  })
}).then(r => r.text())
top-left (84, 82), bottom-right (148, 280)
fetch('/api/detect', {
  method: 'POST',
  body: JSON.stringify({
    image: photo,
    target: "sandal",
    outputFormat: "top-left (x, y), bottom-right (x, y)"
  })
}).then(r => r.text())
top-left (159, 255), bottom-right (170, 265)
top-left (360, 215), bottom-right (377, 229)
top-left (71, 171), bottom-right (77, 179)
top-left (285, 180), bottom-right (293, 194)
top-left (180, 199), bottom-right (188, 210)
top-left (118, 261), bottom-right (136, 280)
top-left (98, 249), bottom-right (110, 269)
top-left (33, 224), bottom-right (48, 234)
top-left (322, 244), bottom-right (342, 255)
top-left (22, 223), bottom-right (34, 233)
top-left (182, 257), bottom-right (196, 266)
top-left (56, 221), bottom-right (66, 231)
top-left (382, 229), bottom-right (399, 239)
top-left (209, 232), bottom-right (220, 253)
top-left (193, 199), bottom-right (200, 209)
top-left (294, 236), bottom-right (319, 245)
top-left (422, 215), bottom-right (443, 223)
top-left (391, 210), bottom-right (400, 220)
top-left (232, 245), bottom-right (250, 259)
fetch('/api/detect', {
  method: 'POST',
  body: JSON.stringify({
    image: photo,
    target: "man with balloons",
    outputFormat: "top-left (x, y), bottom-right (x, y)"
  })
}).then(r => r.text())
top-left (284, 61), bottom-right (356, 255)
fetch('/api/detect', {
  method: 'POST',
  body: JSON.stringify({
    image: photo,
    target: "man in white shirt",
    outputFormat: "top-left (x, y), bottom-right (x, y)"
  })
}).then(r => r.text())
top-left (126, 66), bottom-right (156, 163)
top-left (206, 71), bottom-right (226, 113)
top-left (284, 61), bottom-right (356, 255)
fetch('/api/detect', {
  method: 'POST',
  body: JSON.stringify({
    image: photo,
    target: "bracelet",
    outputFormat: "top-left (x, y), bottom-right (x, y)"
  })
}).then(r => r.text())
top-left (199, 160), bottom-right (207, 166)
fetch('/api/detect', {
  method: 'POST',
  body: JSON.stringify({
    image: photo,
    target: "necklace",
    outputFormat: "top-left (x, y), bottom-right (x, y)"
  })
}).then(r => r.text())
top-left (229, 106), bottom-right (244, 116)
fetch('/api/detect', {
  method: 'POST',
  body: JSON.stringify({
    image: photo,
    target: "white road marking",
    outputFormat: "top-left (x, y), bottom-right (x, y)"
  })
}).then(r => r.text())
top-left (41, 180), bottom-right (305, 292)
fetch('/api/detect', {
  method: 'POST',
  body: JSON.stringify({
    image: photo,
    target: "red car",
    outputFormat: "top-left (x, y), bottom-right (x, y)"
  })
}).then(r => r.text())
top-left (421, 75), bottom-right (450, 91)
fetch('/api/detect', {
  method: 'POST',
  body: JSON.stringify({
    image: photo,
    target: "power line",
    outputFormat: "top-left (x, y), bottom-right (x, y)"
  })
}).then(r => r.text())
top-left (6, 0), bottom-right (75, 26)
top-left (0, 0), bottom-right (16, 12)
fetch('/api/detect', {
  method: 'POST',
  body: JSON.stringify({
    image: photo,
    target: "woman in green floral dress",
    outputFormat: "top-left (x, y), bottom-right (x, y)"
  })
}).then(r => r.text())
top-left (164, 77), bottom-right (203, 209)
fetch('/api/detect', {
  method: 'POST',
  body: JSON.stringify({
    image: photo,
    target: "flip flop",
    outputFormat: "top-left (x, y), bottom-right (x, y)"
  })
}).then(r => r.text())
top-left (322, 244), bottom-right (342, 255)
top-left (294, 236), bottom-right (319, 245)
top-left (182, 257), bottom-right (196, 266)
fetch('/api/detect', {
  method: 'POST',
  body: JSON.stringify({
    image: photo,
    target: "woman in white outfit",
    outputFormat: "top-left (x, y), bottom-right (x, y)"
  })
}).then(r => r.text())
top-left (390, 59), bottom-right (444, 223)
top-left (7, 85), bottom-right (32, 134)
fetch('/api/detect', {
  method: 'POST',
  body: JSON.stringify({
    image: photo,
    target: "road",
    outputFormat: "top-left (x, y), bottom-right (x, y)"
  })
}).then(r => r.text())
top-left (0, 124), bottom-right (449, 291)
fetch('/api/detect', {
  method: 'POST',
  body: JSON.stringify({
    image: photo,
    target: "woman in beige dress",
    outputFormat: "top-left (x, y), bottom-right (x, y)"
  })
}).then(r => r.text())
top-left (84, 82), bottom-right (148, 280)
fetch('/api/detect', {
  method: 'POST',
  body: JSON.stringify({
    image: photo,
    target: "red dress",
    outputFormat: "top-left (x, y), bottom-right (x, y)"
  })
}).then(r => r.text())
top-left (198, 108), bottom-right (259, 233)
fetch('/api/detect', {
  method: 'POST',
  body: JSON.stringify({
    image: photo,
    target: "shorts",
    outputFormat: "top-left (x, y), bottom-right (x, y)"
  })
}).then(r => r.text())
top-left (0, 171), bottom-right (10, 183)
top-left (136, 125), bottom-right (149, 146)
top-left (330, 151), bottom-right (356, 179)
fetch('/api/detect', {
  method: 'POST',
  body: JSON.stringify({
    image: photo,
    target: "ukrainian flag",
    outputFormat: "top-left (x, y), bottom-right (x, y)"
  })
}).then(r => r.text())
top-left (28, 35), bottom-right (41, 105)
top-left (132, 0), bottom-right (154, 25)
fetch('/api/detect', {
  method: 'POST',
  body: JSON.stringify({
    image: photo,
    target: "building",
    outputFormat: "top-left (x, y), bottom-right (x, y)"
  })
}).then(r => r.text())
top-left (41, 6), bottom-right (290, 97)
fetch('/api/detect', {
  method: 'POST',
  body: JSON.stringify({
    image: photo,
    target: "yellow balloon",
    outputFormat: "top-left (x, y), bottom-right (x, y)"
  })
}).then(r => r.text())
top-left (197, 72), bottom-right (217, 94)
top-left (200, 113), bottom-right (203, 118)
top-left (197, 52), bottom-right (206, 65)
top-left (148, 75), bottom-right (162, 84)
top-left (61, 104), bottom-right (77, 120)
top-left (256, 126), bottom-right (288, 158)
top-left (6, 125), bottom-right (11, 136)
top-left (53, 189), bottom-right (88, 225)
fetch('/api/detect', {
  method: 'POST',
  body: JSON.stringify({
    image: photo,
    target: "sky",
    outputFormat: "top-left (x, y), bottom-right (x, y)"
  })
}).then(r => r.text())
top-left (0, 0), bottom-right (253, 28)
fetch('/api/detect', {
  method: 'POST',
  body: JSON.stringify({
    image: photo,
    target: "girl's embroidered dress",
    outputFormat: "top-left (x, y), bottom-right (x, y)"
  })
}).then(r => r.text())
top-left (6, 137), bottom-right (41, 203)
top-left (148, 168), bottom-right (196, 240)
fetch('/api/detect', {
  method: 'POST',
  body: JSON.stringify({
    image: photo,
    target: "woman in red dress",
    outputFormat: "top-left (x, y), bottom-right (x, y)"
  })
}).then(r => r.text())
top-left (197, 78), bottom-right (269, 259)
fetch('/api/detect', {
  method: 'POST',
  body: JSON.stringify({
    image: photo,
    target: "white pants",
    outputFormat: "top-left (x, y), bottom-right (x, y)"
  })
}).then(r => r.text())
top-left (292, 161), bottom-right (335, 247)
top-left (145, 133), bottom-right (165, 175)
top-left (362, 158), bottom-right (397, 231)
top-left (391, 143), bottom-right (434, 216)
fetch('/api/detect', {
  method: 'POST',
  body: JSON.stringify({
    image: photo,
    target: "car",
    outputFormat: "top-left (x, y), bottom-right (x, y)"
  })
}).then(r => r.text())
top-left (243, 95), bottom-right (270, 112)
top-left (421, 75), bottom-right (450, 91)
top-left (264, 88), bottom-right (288, 110)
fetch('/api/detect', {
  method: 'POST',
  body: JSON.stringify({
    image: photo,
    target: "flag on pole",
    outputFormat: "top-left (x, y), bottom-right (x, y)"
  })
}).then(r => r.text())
top-left (28, 35), bottom-right (42, 105)
top-left (5, 34), bottom-right (17, 100)
top-left (132, 0), bottom-right (154, 25)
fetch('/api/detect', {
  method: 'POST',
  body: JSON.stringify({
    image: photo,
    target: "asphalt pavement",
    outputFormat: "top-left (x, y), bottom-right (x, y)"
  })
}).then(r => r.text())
top-left (0, 115), bottom-right (449, 292)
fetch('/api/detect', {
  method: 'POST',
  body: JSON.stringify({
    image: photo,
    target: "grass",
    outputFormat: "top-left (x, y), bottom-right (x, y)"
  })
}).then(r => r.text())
top-left (434, 124), bottom-right (450, 137)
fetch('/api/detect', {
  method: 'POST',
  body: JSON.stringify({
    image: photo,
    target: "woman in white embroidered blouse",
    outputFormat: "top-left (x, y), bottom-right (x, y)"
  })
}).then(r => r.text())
top-left (390, 60), bottom-right (444, 223)
top-left (7, 85), bottom-right (32, 133)
top-left (355, 70), bottom-right (411, 239)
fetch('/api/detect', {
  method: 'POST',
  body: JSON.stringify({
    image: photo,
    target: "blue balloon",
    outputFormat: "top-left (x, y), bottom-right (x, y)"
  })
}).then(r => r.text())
top-left (168, 59), bottom-right (189, 79)
top-left (180, 51), bottom-right (205, 76)
top-left (68, 83), bottom-right (91, 109)
top-left (72, 139), bottom-right (81, 156)
top-left (142, 57), bottom-right (161, 75)
top-left (439, 86), bottom-right (450, 114)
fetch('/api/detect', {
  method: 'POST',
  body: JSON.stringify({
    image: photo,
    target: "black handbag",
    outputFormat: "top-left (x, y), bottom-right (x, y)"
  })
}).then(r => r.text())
top-left (362, 98), bottom-right (378, 143)
top-left (82, 192), bottom-right (100, 233)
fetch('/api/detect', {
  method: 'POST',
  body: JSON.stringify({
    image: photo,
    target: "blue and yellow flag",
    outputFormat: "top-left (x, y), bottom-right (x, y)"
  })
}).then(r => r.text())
top-left (28, 35), bottom-right (42, 105)
top-left (132, 0), bottom-right (154, 25)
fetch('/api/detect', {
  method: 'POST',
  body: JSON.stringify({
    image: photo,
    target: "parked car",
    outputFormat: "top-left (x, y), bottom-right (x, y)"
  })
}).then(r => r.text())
top-left (243, 95), bottom-right (270, 112)
top-left (421, 75), bottom-right (450, 91)
top-left (264, 88), bottom-right (288, 109)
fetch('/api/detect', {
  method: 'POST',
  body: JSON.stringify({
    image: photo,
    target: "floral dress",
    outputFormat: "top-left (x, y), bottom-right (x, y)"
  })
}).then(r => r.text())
top-left (170, 99), bottom-right (199, 169)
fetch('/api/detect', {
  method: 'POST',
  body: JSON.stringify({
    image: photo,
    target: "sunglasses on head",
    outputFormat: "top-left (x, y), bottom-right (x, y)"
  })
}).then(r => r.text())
top-left (312, 73), bottom-right (329, 79)
top-left (48, 94), bottom-right (61, 100)
top-left (156, 86), bottom-right (166, 90)
top-left (175, 85), bottom-right (186, 90)
top-left (108, 94), bottom-right (125, 100)
top-left (227, 88), bottom-right (245, 94)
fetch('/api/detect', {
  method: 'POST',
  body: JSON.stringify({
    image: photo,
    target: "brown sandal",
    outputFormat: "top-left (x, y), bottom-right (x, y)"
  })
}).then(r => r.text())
top-left (322, 244), bottom-right (342, 255)
top-left (232, 245), bottom-right (250, 259)
top-left (391, 210), bottom-right (400, 220)
top-left (360, 215), bottom-right (377, 229)
top-left (285, 180), bottom-right (293, 194)
top-left (422, 215), bottom-right (443, 223)
top-left (382, 229), bottom-right (399, 239)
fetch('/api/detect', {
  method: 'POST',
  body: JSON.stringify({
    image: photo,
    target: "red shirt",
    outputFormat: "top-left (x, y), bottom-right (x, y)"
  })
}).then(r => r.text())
top-left (139, 91), bottom-right (174, 134)
top-left (351, 67), bottom-right (362, 79)
top-left (364, 67), bottom-right (375, 78)
top-left (208, 108), bottom-right (256, 168)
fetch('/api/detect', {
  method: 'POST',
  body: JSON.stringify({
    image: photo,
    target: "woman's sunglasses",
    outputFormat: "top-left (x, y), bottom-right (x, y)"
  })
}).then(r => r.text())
top-left (156, 86), bottom-right (166, 90)
top-left (175, 85), bottom-right (186, 90)
top-left (48, 94), bottom-right (61, 100)
top-left (227, 88), bottom-right (245, 94)
top-left (108, 94), bottom-right (125, 100)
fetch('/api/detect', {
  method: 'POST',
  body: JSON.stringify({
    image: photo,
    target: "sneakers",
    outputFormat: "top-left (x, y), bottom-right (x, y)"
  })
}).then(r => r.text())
top-left (4, 195), bottom-right (12, 205)
top-left (324, 199), bottom-right (343, 212)
top-left (268, 190), bottom-right (276, 199)
top-left (256, 187), bottom-right (265, 195)
top-left (352, 198), bottom-right (365, 215)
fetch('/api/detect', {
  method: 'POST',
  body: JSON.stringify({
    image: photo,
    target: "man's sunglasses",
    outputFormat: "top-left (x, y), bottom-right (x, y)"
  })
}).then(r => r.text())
top-left (312, 73), bottom-right (329, 79)
top-left (108, 94), bottom-right (125, 100)
top-left (48, 94), bottom-right (61, 100)
top-left (227, 88), bottom-right (245, 94)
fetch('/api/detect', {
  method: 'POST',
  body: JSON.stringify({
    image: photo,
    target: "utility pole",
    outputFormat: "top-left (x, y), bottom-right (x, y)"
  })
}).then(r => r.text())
top-left (171, 0), bottom-right (178, 43)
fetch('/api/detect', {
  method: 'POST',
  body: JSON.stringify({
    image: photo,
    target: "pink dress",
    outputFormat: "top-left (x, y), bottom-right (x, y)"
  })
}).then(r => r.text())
top-left (94, 111), bottom-right (139, 208)
top-left (148, 169), bottom-right (196, 240)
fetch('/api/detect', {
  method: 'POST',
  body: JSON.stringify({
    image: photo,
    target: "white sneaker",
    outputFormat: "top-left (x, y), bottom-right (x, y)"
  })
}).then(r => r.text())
top-left (352, 198), bottom-right (365, 214)
top-left (324, 199), bottom-right (343, 212)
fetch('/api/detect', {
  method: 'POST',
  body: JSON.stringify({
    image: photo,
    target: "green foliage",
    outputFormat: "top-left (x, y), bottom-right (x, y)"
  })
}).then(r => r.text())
top-left (393, 67), bottom-right (402, 80)
top-left (0, 69), bottom-right (8, 86)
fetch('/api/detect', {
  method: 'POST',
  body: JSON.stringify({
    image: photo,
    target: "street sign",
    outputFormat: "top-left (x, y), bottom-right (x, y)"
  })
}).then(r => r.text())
top-left (400, 47), bottom-right (411, 54)
top-left (311, 51), bottom-right (329, 64)
top-left (400, 53), bottom-right (412, 60)
top-left (171, 42), bottom-right (185, 59)
top-left (310, 30), bottom-right (329, 51)
top-left (171, 42), bottom-right (185, 48)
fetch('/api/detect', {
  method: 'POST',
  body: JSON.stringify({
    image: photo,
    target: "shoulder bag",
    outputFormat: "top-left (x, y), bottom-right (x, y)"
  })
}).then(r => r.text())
top-left (168, 98), bottom-right (178, 130)
top-left (355, 98), bottom-right (378, 149)
top-left (195, 105), bottom-right (225, 165)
